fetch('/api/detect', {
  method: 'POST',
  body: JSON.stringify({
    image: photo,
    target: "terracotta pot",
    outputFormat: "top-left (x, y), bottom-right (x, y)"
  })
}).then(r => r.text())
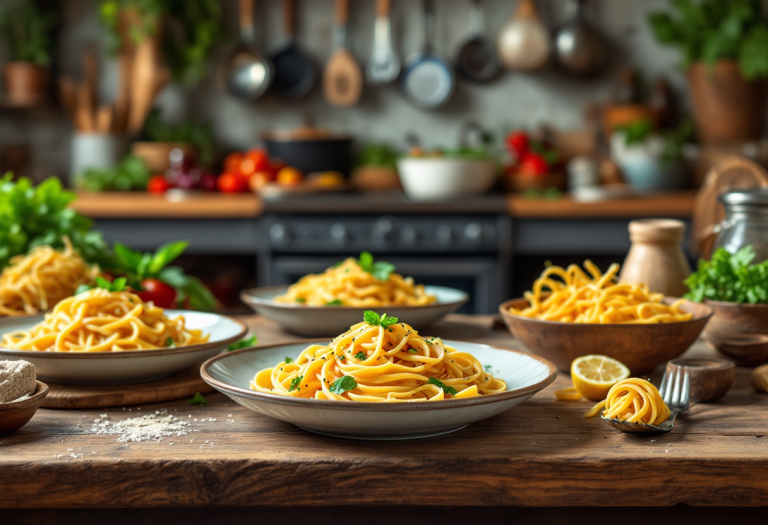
top-left (3, 62), bottom-right (49, 106)
top-left (687, 61), bottom-right (767, 145)
top-left (704, 300), bottom-right (768, 366)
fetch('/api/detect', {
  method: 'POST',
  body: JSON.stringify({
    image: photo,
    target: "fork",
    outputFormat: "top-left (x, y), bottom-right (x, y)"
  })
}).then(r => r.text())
top-left (601, 367), bottom-right (691, 435)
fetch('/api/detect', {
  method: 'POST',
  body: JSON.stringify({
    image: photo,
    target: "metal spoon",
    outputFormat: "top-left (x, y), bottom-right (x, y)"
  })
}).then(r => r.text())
top-left (221, 0), bottom-right (274, 101)
top-left (366, 0), bottom-right (400, 86)
top-left (602, 368), bottom-right (690, 435)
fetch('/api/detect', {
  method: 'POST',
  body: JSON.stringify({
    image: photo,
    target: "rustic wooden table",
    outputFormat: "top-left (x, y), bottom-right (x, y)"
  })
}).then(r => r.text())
top-left (2, 314), bottom-right (767, 523)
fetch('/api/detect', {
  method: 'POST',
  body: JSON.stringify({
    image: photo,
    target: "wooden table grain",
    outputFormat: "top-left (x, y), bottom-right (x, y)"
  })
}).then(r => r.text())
top-left (2, 314), bottom-right (766, 509)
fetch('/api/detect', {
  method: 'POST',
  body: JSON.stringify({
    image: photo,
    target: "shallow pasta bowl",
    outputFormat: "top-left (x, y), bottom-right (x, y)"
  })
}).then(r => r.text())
top-left (0, 311), bottom-right (247, 385)
top-left (240, 285), bottom-right (468, 337)
top-left (499, 298), bottom-right (713, 374)
top-left (201, 340), bottom-right (557, 440)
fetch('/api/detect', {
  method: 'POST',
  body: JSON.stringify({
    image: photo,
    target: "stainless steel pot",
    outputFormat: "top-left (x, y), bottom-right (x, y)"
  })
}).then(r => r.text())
top-left (713, 188), bottom-right (768, 263)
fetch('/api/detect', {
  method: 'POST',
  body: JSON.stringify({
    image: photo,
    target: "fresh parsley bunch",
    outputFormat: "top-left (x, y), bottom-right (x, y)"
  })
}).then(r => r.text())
top-left (363, 311), bottom-right (399, 328)
top-left (685, 246), bottom-right (768, 304)
top-left (358, 251), bottom-right (396, 281)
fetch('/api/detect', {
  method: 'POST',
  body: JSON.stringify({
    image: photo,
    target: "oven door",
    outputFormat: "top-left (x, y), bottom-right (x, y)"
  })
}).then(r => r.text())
top-left (267, 256), bottom-right (505, 315)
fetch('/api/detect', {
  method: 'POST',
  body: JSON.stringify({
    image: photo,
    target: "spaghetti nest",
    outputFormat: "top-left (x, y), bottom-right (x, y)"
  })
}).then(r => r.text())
top-left (2, 288), bottom-right (209, 352)
top-left (273, 257), bottom-right (436, 307)
top-left (511, 260), bottom-right (692, 324)
top-left (0, 239), bottom-right (98, 317)
top-left (251, 311), bottom-right (506, 402)
top-left (585, 378), bottom-right (670, 425)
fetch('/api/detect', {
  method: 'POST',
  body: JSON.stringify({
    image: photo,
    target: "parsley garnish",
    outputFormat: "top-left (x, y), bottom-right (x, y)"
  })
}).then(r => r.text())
top-left (363, 311), bottom-right (399, 328)
top-left (407, 348), bottom-right (417, 354)
top-left (325, 299), bottom-right (344, 306)
top-left (358, 251), bottom-right (396, 281)
top-left (339, 355), bottom-right (346, 361)
top-left (354, 351), bottom-right (366, 360)
top-left (165, 337), bottom-right (176, 347)
top-left (188, 392), bottom-right (208, 406)
top-left (295, 297), bottom-right (306, 304)
top-left (484, 364), bottom-right (492, 371)
top-left (227, 334), bottom-right (257, 352)
top-left (78, 276), bottom-right (128, 294)
top-left (289, 375), bottom-right (303, 392)
top-left (329, 375), bottom-right (357, 394)
top-left (428, 377), bottom-right (458, 396)
top-left (284, 356), bottom-right (294, 363)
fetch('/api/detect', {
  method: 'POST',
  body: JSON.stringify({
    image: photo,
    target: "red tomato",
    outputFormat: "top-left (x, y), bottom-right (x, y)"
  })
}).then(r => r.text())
top-left (517, 153), bottom-right (549, 177)
top-left (147, 175), bottom-right (171, 194)
top-left (245, 149), bottom-right (271, 173)
top-left (223, 152), bottom-right (244, 175)
top-left (217, 172), bottom-right (248, 193)
top-left (137, 279), bottom-right (178, 308)
top-left (506, 131), bottom-right (530, 156)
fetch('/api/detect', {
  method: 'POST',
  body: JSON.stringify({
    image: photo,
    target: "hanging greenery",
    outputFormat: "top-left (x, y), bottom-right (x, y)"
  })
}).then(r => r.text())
top-left (99, 0), bottom-right (224, 85)
top-left (0, 0), bottom-right (57, 66)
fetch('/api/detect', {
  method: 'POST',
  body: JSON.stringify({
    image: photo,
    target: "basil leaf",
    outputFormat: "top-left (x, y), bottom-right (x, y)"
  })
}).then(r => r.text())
top-left (136, 253), bottom-right (152, 281)
top-left (148, 240), bottom-right (189, 275)
top-left (188, 392), bottom-right (208, 406)
top-left (95, 276), bottom-right (112, 290)
top-left (75, 284), bottom-right (92, 295)
top-left (166, 337), bottom-right (176, 347)
top-left (371, 261), bottom-right (396, 281)
top-left (428, 377), bottom-right (458, 396)
top-left (363, 311), bottom-right (380, 326)
top-left (159, 266), bottom-right (217, 311)
top-left (111, 276), bottom-right (127, 292)
top-left (325, 299), bottom-right (344, 306)
top-left (227, 334), bottom-right (257, 351)
top-left (295, 298), bottom-right (306, 304)
top-left (329, 375), bottom-right (357, 395)
top-left (359, 251), bottom-right (374, 271)
top-left (289, 375), bottom-right (303, 392)
top-left (380, 314), bottom-right (398, 328)
top-left (284, 357), bottom-right (293, 363)
top-left (114, 242), bottom-right (143, 271)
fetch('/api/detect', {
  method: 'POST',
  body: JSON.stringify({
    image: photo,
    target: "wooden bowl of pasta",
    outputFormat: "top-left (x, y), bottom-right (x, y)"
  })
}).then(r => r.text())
top-left (499, 297), bottom-right (713, 374)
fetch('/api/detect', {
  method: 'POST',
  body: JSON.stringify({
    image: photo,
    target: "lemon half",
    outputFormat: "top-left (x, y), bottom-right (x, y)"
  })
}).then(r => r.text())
top-left (571, 355), bottom-right (630, 401)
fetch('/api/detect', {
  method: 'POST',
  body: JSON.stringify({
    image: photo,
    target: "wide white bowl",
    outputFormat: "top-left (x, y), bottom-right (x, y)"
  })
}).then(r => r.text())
top-left (396, 157), bottom-right (498, 200)
top-left (0, 310), bottom-right (248, 385)
top-left (201, 340), bottom-right (557, 440)
top-left (240, 285), bottom-right (468, 337)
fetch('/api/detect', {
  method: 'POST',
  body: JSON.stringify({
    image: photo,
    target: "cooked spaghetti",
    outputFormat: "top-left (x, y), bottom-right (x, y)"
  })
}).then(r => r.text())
top-left (510, 260), bottom-right (692, 324)
top-left (251, 311), bottom-right (506, 402)
top-left (273, 255), bottom-right (436, 307)
top-left (2, 288), bottom-right (209, 352)
top-left (584, 377), bottom-right (670, 425)
top-left (0, 239), bottom-right (98, 317)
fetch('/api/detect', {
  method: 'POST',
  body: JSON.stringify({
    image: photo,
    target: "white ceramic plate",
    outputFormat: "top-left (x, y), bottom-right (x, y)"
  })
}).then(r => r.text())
top-left (240, 285), bottom-right (468, 337)
top-left (201, 340), bottom-right (557, 440)
top-left (0, 311), bottom-right (248, 385)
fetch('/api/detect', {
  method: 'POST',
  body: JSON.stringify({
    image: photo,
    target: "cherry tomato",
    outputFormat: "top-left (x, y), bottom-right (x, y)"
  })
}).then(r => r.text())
top-left (517, 153), bottom-right (549, 177)
top-left (217, 172), bottom-right (248, 193)
top-left (245, 149), bottom-right (271, 173)
top-left (147, 175), bottom-right (172, 194)
top-left (506, 131), bottom-right (530, 157)
top-left (137, 279), bottom-right (178, 309)
top-left (277, 166), bottom-right (304, 187)
top-left (223, 152), bottom-right (244, 175)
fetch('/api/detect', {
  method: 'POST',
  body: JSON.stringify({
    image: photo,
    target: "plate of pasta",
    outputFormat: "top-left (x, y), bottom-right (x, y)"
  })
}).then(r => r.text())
top-left (0, 286), bottom-right (248, 385)
top-left (241, 253), bottom-right (468, 336)
top-left (499, 260), bottom-right (713, 374)
top-left (201, 311), bottom-right (557, 439)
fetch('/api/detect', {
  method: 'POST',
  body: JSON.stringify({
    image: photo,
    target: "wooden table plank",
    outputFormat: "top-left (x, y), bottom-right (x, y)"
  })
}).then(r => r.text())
top-left (1, 315), bottom-right (766, 508)
top-left (71, 192), bottom-right (262, 218)
top-left (507, 191), bottom-right (696, 218)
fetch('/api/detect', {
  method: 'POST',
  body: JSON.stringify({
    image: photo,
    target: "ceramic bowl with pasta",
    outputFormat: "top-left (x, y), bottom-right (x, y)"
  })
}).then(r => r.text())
top-left (499, 261), bottom-right (714, 374)
top-left (201, 312), bottom-right (557, 439)
top-left (0, 289), bottom-right (248, 385)
top-left (241, 253), bottom-right (467, 336)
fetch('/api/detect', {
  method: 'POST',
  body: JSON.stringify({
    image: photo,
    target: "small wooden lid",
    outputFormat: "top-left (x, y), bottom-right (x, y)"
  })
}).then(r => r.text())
top-left (629, 218), bottom-right (686, 243)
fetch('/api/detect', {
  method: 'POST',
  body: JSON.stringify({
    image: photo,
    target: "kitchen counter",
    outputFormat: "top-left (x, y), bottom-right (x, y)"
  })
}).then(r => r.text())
top-left (2, 314), bottom-right (766, 511)
top-left (71, 191), bottom-right (696, 219)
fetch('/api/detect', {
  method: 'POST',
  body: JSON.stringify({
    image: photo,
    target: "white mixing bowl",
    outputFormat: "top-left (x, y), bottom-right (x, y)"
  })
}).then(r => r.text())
top-left (397, 157), bottom-right (498, 200)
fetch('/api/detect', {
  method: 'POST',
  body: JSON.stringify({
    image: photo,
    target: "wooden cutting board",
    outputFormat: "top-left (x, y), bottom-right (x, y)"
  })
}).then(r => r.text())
top-left (41, 365), bottom-right (213, 409)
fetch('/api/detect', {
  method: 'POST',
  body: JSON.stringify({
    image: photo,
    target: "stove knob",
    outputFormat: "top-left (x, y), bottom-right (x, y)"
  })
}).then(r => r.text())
top-left (464, 223), bottom-right (483, 244)
top-left (269, 223), bottom-right (290, 245)
top-left (374, 218), bottom-right (395, 241)
top-left (400, 225), bottom-right (418, 245)
top-left (437, 225), bottom-right (453, 244)
top-left (330, 223), bottom-right (348, 242)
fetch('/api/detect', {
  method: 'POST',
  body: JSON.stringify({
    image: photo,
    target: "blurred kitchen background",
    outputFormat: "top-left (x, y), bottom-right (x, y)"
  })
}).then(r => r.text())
top-left (1, 0), bottom-right (766, 313)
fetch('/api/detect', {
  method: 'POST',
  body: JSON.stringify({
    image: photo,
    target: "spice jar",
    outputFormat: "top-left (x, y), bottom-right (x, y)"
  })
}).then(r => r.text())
top-left (620, 219), bottom-right (691, 297)
top-left (713, 189), bottom-right (768, 263)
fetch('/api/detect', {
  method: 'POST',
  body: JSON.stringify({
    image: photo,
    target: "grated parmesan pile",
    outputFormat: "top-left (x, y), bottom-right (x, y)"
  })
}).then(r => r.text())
top-left (91, 410), bottom-right (196, 442)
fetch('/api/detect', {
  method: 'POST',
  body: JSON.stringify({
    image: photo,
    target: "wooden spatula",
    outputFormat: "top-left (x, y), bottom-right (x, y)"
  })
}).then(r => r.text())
top-left (323, 0), bottom-right (362, 107)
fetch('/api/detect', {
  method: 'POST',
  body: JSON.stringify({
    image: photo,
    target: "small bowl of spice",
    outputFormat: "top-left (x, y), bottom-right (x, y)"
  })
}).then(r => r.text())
top-left (0, 359), bottom-right (48, 437)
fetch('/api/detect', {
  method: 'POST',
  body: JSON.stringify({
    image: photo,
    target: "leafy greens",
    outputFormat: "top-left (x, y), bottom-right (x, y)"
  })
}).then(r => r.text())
top-left (685, 245), bottom-right (768, 304)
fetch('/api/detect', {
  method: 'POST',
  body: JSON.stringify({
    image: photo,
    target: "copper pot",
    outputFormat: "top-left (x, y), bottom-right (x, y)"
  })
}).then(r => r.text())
top-left (687, 61), bottom-right (767, 145)
top-left (3, 62), bottom-right (49, 106)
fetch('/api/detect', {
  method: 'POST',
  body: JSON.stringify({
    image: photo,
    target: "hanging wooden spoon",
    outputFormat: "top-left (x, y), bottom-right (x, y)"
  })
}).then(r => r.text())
top-left (324, 0), bottom-right (362, 107)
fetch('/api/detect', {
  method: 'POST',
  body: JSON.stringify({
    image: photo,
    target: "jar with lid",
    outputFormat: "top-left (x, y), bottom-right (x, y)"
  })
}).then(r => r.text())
top-left (713, 189), bottom-right (768, 263)
top-left (620, 219), bottom-right (691, 297)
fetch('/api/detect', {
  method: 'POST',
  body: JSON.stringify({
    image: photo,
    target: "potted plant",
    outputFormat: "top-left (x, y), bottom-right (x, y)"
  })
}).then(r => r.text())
top-left (0, 0), bottom-right (56, 106)
top-left (611, 118), bottom-right (694, 191)
top-left (648, 0), bottom-right (768, 144)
